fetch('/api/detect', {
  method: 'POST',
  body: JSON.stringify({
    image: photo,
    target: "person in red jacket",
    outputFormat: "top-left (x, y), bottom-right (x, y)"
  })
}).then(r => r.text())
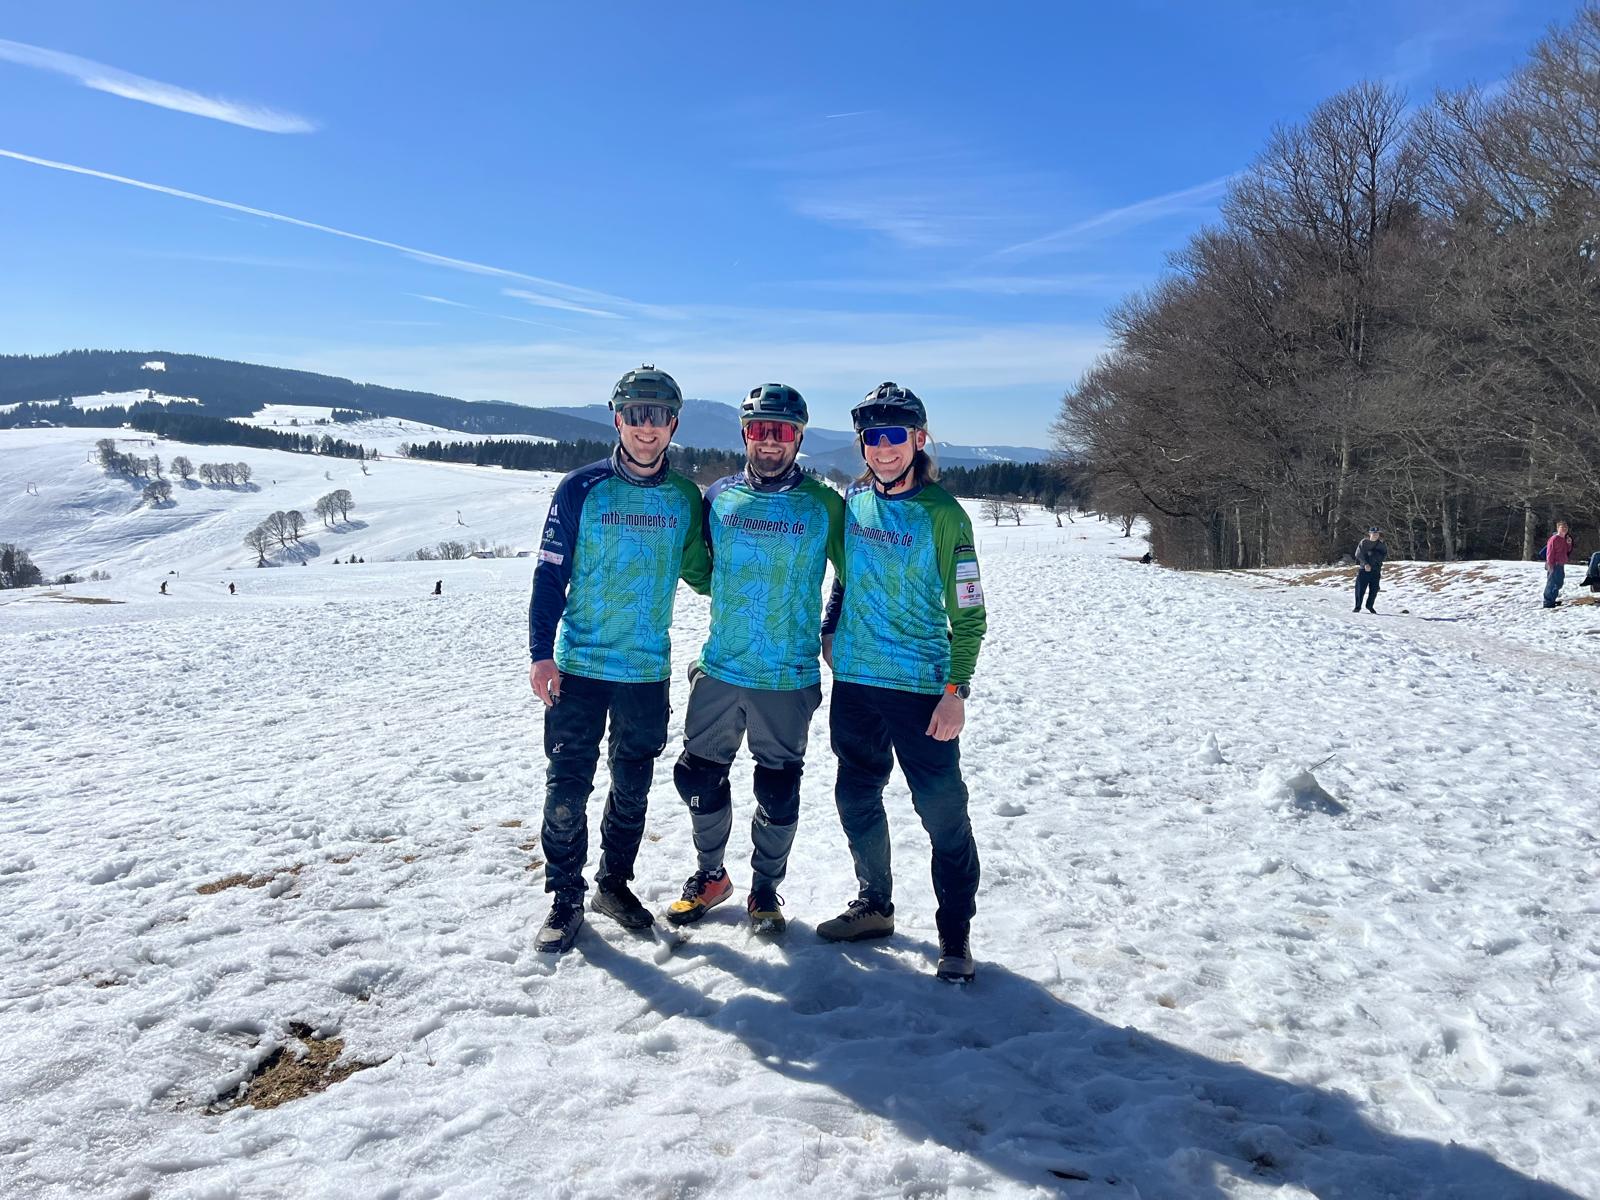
top-left (1543, 520), bottom-right (1573, 608)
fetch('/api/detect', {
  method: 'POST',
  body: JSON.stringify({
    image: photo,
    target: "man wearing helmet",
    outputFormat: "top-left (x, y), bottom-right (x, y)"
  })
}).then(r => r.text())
top-left (528, 366), bottom-right (712, 954)
top-left (665, 384), bottom-right (844, 935)
top-left (817, 382), bottom-right (987, 982)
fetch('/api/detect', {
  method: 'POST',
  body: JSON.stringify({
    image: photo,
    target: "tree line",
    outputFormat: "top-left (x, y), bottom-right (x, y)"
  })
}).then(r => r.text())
top-left (243, 491), bottom-right (356, 564)
top-left (405, 437), bottom-right (749, 485)
top-left (128, 410), bottom-right (372, 459)
top-left (1057, 6), bottom-right (1600, 568)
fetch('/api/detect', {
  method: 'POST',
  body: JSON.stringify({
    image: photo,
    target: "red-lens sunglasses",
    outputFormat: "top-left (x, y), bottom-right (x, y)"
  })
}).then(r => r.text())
top-left (743, 420), bottom-right (799, 444)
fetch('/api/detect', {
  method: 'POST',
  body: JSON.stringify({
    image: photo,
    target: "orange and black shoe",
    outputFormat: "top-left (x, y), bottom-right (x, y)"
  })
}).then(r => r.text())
top-left (746, 889), bottom-right (786, 935)
top-left (665, 867), bottom-right (732, 926)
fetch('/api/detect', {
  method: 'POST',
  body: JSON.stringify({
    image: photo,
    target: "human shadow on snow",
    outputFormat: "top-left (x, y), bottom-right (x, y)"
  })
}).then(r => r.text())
top-left (585, 929), bottom-right (1580, 1199)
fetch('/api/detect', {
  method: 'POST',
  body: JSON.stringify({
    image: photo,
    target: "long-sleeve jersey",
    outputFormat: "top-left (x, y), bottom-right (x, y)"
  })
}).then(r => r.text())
top-left (697, 468), bottom-right (844, 690)
top-left (528, 451), bottom-right (711, 683)
top-left (822, 480), bottom-right (986, 694)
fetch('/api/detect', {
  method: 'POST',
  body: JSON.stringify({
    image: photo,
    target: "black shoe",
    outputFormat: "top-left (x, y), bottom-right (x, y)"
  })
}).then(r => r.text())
top-left (1353, 606), bottom-right (1361, 613)
top-left (936, 925), bottom-right (976, 983)
top-left (816, 898), bottom-right (894, 942)
top-left (535, 892), bottom-right (584, 954)
top-left (590, 880), bottom-right (653, 930)
top-left (1364, 605), bottom-right (1376, 613)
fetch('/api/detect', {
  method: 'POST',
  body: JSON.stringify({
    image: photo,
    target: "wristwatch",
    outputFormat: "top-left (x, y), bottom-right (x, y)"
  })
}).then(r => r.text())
top-left (944, 683), bottom-right (971, 700)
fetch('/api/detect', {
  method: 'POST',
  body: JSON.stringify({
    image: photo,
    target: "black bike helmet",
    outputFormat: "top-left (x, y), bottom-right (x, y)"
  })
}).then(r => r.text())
top-left (739, 383), bottom-right (808, 427)
top-left (610, 365), bottom-right (683, 413)
top-left (850, 381), bottom-right (926, 431)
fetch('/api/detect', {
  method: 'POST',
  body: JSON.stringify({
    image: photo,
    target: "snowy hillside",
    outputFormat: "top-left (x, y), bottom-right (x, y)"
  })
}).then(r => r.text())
top-left (0, 427), bottom-right (559, 581)
top-left (2, 434), bottom-right (1598, 1199)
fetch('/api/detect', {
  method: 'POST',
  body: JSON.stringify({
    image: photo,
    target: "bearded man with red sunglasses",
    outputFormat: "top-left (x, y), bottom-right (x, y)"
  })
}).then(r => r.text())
top-left (817, 381), bottom-right (987, 982)
top-left (666, 383), bottom-right (844, 934)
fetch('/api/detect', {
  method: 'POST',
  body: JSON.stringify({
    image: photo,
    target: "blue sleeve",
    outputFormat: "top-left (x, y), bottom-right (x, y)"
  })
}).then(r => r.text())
top-left (528, 469), bottom-right (590, 660)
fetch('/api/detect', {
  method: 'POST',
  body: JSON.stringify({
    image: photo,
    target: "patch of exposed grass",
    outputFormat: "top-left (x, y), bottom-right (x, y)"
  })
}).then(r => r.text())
top-left (195, 872), bottom-right (253, 895)
top-left (498, 819), bottom-right (523, 828)
top-left (195, 864), bottom-right (303, 895)
top-left (213, 1023), bottom-right (382, 1112)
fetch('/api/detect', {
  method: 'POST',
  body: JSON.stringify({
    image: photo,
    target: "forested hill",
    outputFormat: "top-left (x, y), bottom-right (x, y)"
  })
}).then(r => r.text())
top-left (0, 350), bottom-right (614, 442)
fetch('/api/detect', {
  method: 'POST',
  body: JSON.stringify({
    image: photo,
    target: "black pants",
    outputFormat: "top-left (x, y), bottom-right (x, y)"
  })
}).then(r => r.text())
top-left (830, 680), bottom-right (980, 938)
top-left (1354, 568), bottom-right (1381, 610)
top-left (539, 673), bottom-right (669, 897)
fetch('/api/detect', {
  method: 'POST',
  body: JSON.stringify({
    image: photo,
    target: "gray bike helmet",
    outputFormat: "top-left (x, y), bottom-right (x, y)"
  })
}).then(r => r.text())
top-left (610, 365), bottom-right (683, 413)
top-left (851, 381), bottom-right (927, 431)
top-left (739, 383), bottom-right (808, 427)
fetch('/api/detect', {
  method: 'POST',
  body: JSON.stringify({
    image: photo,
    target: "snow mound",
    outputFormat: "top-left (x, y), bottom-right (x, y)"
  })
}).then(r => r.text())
top-left (1254, 763), bottom-right (1348, 816)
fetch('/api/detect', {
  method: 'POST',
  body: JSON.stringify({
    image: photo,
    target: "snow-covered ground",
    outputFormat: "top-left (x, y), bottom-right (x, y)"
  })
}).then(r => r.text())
top-left (0, 427), bottom-right (558, 581)
top-left (2, 430), bottom-right (1598, 1199)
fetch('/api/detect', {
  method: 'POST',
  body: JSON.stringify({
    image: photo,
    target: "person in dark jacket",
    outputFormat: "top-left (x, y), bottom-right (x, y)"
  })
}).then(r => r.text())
top-left (1543, 521), bottom-right (1573, 608)
top-left (1354, 527), bottom-right (1387, 613)
top-left (1582, 550), bottom-right (1600, 593)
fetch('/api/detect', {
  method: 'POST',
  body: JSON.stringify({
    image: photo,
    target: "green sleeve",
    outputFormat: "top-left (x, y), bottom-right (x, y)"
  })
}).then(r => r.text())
top-left (929, 491), bottom-right (986, 685)
top-left (673, 474), bottom-right (712, 596)
top-left (803, 478), bottom-right (847, 577)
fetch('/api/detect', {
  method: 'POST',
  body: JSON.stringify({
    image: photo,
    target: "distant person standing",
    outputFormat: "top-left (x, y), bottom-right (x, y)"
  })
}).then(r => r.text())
top-left (228, 582), bottom-right (236, 595)
top-left (528, 366), bottom-right (712, 954)
top-left (159, 580), bottom-right (167, 595)
top-left (1354, 526), bottom-right (1386, 613)
top-left (1543, 520), bottom-right (1573, 608)
top-left (433, 580), bottom-right (442, 596)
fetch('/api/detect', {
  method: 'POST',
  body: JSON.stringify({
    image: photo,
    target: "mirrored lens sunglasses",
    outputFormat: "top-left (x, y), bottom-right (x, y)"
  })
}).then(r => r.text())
top-left (618, 403), bottom-right (675, 428)
top-left (860, 425), bottom-right (911, 447)
top-left (743, 419), bottom-right (799, 444)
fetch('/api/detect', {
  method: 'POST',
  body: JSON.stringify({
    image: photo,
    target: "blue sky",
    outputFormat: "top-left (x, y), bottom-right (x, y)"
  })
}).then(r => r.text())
top-left (0, 2), bottom-right (1579, 444)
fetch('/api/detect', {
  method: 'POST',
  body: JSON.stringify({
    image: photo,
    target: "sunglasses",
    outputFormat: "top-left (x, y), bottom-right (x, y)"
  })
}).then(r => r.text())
top-left (743, 420), bottom-right (799, 444)
top-left (617, 404), bottom-right (675, 428)
top-left (860, 425), bottom-right (912, 447)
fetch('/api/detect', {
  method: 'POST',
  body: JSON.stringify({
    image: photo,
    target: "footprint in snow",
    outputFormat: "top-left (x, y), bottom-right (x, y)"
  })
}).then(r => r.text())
top-left (992, 800), bottom-right (1027, 817)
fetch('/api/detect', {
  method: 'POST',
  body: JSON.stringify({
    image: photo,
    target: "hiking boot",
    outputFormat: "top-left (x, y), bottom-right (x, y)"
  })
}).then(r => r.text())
top-left (535, 892), bottom-right (584, 954)
top-left (816, 898), bottom-right (894, 942)
top-left (936, 926), bottom-right (976, 983)
top-left (747, 890), bottom-right (786, 935)
top-left (1364, 604), bottom-right (1376, 613)
top-left (665, 867), bottom-right (732, 926)
top-left (590, 879), bottom-right (653, 930)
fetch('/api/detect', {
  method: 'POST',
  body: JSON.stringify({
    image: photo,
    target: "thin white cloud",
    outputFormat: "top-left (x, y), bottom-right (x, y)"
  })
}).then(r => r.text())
top-left (503, 287), bottom-right (624, 320)
top-left (0, 37), bottom-right (315, 133)
top-left (793, 273), bottom-right (1145, 297)
top-left (0, 147), bottom-right (656, 317)
top-left (410, 293), bottom-right (579, 333)
top-left (994, 174), bottom-right (1235, 260)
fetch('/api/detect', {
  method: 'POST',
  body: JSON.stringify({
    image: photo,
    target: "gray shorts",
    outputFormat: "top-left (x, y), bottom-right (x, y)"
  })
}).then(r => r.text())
top-left (682, 669), bottom-right (823, 769)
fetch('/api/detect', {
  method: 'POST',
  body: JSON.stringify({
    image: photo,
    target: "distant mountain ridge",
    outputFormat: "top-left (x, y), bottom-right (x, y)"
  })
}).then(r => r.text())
top-left (549, 399), bottom-right (1052, 472)
top-left (0, 350), bottom-right (615, 442)
top-left (1, 352), bottom-right (1051, 467)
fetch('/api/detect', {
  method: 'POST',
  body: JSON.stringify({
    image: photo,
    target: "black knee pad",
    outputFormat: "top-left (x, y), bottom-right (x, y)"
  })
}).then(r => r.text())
top-left (753, 762), bottom-right (803, 826)
top-left (674, 750), bottom-right (731, 813)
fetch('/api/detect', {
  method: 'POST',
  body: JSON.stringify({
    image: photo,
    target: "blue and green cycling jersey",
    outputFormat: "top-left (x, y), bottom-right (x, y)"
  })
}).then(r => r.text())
top-left (823, 480), bottom-right (986, 694)
top-left (697, 468), bottom-right (844, 690)
top-left (529, 450), bottom-right (711, 683)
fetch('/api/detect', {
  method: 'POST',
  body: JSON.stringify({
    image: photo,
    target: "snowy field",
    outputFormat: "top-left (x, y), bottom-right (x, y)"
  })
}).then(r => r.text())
top-left (0, 427), bottom-right (560, 582)
top-left (229, 406), bottom-right (525, 457)
top-left (0, 390), bottom-right (201, 415)
top-left (2, 431), bottom-right (1599, 1199)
